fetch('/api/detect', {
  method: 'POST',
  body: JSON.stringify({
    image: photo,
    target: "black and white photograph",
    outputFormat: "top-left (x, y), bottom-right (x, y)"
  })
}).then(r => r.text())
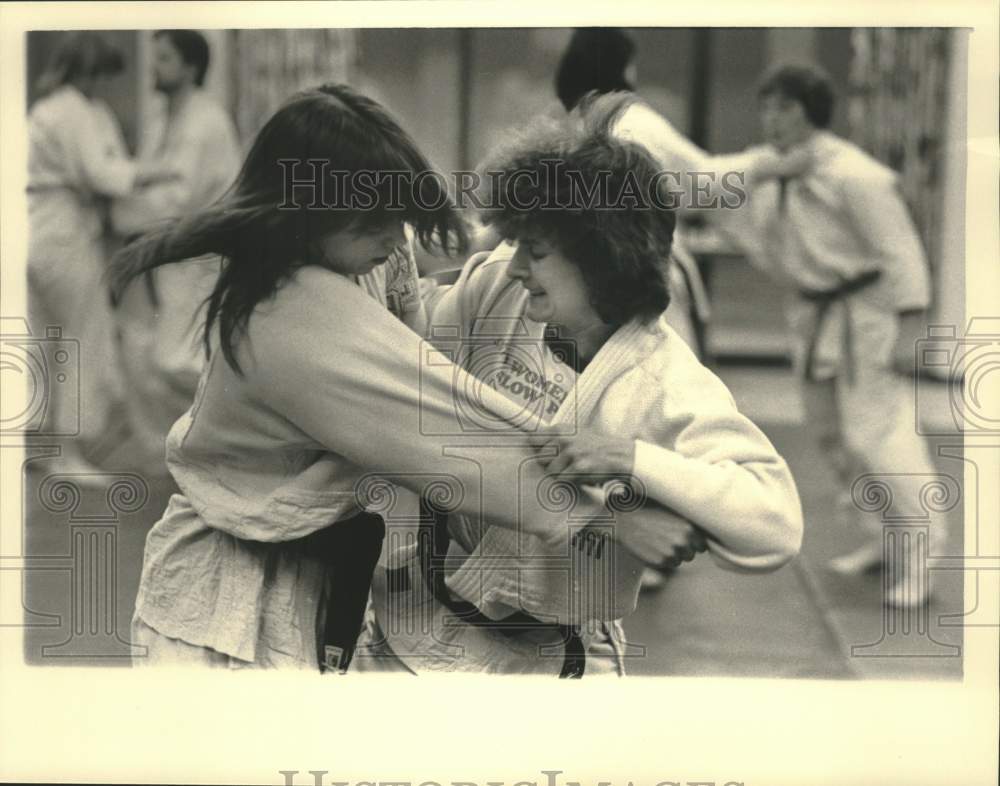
top-left (0, 2), bottom-right (997, 785)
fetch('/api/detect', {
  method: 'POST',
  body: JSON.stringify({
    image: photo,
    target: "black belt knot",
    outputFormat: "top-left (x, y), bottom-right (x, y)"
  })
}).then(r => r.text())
top-left (799, 270), bottom-right (881, 384)
top-left (415, 503), bottom-right (586, 678)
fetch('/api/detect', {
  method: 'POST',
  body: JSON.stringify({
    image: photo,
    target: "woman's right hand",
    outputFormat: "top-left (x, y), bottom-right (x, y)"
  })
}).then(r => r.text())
top-left (751, 146), bottom-right (815, 183)
top-left (614, 499), bottom-right (709, 571)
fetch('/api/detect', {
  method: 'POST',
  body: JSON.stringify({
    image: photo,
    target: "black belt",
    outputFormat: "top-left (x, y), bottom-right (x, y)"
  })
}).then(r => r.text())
top-left (297, 510), bottom-right (386, 673)
top-left (799, 270), bottom-right (881, 384)
top-left (403, 502), bottom-right (586, 678)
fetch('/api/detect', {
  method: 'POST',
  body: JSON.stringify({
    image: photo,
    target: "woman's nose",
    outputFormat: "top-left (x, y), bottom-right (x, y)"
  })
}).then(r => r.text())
top-left (506, 245), bottom-right (530, 279)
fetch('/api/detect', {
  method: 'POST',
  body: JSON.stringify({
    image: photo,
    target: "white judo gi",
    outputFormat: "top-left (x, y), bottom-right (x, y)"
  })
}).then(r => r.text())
top-left (131, 242), bottom-right (622, 669)
top-left (739, 132), bottom-right (943, 577)
top-left (355, 245), bottom-right (803, 675)
top-left (27, 85), bottom-right (138, 459)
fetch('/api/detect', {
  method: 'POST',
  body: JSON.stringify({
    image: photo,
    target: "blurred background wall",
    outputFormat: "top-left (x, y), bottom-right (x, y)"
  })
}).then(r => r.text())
top-left (25, 26), bottom-right (966, 340)
top-left (27, 29), bottom-right (141, 150)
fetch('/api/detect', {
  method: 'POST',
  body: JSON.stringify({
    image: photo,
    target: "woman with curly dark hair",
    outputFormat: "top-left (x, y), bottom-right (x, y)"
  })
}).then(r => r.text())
top-left (356, 113), bottom-right (804, 676)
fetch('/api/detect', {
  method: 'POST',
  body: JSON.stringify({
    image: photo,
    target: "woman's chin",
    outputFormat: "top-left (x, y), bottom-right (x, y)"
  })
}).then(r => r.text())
top-left (524, 298), bottom-right (552, 323)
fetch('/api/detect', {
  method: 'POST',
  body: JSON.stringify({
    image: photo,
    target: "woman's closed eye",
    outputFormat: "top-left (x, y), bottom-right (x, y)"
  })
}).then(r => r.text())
top-left (525, 242), bottom-right (550, 262)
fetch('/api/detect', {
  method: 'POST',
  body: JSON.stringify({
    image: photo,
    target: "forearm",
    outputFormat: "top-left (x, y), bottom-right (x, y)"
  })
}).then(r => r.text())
top-left (82, 155), bottom-right (137, 199)
top-left (632, 440), bottom-right (803, 570)
top-left (251, 272), bottom-right (595, 544)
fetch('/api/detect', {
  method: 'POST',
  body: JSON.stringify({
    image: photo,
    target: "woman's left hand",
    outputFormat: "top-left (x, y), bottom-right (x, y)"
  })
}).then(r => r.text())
top-left (531, 426), bottom-right (636, 485)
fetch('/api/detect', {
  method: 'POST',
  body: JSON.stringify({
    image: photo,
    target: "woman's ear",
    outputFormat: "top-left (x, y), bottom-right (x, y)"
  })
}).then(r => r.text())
top-left (624, 61), bottom-right (638, 87)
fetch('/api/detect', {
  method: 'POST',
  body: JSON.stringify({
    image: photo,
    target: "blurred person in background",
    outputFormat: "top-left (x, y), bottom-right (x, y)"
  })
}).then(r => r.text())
top-left (27, 31), bottom-right (177, 476)
top-left (111, 29), bottom-right (242, 474)
top-left (554, 28), bottom-right (817, 352)
top-left (597, 62), bottom-right (936, 606)
top-left (706, 64), bottom-right (938, 606)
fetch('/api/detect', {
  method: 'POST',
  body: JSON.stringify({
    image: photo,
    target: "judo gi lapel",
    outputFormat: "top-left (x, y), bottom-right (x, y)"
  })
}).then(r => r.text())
top-left (547, 318), bottom-right (648, 431)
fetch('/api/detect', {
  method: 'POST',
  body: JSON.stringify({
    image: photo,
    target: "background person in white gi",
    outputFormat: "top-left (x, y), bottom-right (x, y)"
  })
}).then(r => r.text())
top-left (713, 64), bottom-right (939, 607)
top-left (112, 30), bottom-right (242, 473)
top-left (27, 32), bottom-right (177, 476)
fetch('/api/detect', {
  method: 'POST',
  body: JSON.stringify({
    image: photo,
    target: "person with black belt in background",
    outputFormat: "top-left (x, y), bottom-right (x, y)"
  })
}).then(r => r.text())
top-left (710, 64), bottom-right (940, 607)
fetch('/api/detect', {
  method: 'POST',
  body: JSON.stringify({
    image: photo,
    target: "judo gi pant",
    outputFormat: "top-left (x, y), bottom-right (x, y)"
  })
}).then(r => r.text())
top-left (784, 293), bottom-right (947, 555)
top-left (27, 235), bottom-right (125, 460)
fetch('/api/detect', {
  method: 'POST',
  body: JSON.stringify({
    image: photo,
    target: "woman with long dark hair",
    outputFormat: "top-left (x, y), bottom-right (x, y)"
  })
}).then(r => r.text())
top-left (110, 84), bottom-right (607, 670)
